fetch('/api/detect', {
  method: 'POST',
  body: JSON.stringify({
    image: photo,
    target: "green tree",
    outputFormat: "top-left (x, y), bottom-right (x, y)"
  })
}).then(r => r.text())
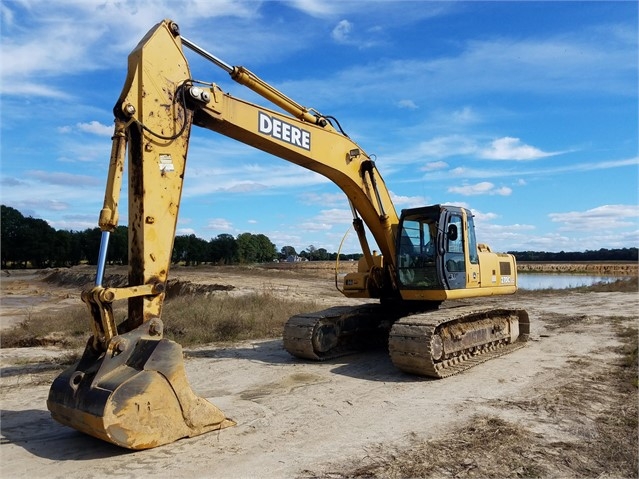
top-left (1, 205), bottom-right (27, 267)
top-left (81, 228), bottom-right (103, 265)
top-left (109, 226), bottom-right (128, 265)
top-left (236, 232), bottom-right (276, 263)
top-left (172, 235), bottom-right (189, 264)
top-left (280, 245), bottom-right (297, 259)
top-left (236, 232), bottom-right (257, 263)
top-left (52, 230), bottom-right (81, 266)
top-left (306, 245), bottom-right (317, 261)
top-left (172, 234), bottom-right (208, 265)
top-left (22, 217), bottom-right (56, 268)
top-left (210, 234), bottom-right (238, 264)
top-left (254, 234), bottom-right (277, 262)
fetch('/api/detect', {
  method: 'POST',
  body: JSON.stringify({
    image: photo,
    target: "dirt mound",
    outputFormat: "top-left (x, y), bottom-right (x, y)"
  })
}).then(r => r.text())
top-left (164, 278), bottom-right (234, 297)
top-left (42, 269), bottom-right (127, 288)
top-left (42, 269), bottom-right (234, 298)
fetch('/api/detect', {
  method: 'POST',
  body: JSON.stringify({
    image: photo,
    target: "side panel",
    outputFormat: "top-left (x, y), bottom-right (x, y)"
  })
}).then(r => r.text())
top-left (399, 283), bottom-right (517, 301)
top-left (478, 252), bottom-right (518, 290)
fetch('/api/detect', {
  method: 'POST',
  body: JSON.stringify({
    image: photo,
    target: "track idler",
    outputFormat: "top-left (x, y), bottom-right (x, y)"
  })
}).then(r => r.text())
top-left (47, 319), bottom-right (235, 450)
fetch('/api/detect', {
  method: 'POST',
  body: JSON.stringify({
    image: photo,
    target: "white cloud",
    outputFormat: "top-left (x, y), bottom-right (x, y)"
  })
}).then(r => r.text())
top-left (451, 106), bottom-right (480, 125)
top-left (183, 159), bottom-right (329, 198)
top-left (0, 3), bottom-right (15, 27)
top-left (1, 177), bottom-right (26, 187)
top-left (421, 161), bottom-right (449, 171)
top-left (77, 121), bottom-right (113, 136)
top-left (225, 182), bottom-right (268, 193)
top-left (549, 204), bottom-right (639, 232)
top-left (26, 170), bottom-right (102, 186)
top-left (206, 218), bottom-right (234, 231)
top-left (389, 192), bottom-right (427, 208)
top-left (396, 135), bottom-right (544, 165)
top-left (480, 137), bottom-right (559, 161)
top-left (276, 21), bottom-right (636, 113)
top-left (328, 17), bottom-right (380, 48)
top-left (397, 99), bottom-right (418, 110)
top-left (422, 156), bottom-right (638, 183)
top-left (292, 209), bottom-right (355, 244)
top-left (332, 19), bottom-right (353, 43)
top-left (0, 1), bottom-right (264, 98)
top-left (312, 208), bottom-right (354, 224)
top-left (470, 210), bottom-right (500, 223)
top-left (6, 82), bottom-right (71, 99)
top-left (415, 135), bottom-right (479, 159)
top-left (288, 0), bottom-right (343, 17)
top-left (299, 221), bottom-right (333, 232)
top-left (448, 181), bottom-right (513, 196)
top-left (299, 192), bottom-right (347, 206)
top-left (13, 199), bottom-right (70, 212)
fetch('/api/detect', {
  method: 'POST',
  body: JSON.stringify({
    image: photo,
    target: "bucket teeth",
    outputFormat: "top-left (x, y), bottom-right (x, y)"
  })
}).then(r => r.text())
top-left (47, 321), bottom-right (234, 450)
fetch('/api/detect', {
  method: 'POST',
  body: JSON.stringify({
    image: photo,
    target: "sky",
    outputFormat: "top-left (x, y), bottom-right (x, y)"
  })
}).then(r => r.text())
top-left (1, 0), bottom-right (638, 256)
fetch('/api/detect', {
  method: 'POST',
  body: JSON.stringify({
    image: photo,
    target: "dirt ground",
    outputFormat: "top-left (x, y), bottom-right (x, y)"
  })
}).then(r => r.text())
top-left (0, 265), bottom-right (637, 478)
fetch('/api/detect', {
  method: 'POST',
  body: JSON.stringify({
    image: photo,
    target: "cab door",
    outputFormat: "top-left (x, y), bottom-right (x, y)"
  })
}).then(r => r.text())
top-left (442, 213), bottom-right (466, 289)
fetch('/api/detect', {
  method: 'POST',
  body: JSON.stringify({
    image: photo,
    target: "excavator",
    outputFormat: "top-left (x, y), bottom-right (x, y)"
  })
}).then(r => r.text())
top-left (47, 19), bottom-right (529, 450)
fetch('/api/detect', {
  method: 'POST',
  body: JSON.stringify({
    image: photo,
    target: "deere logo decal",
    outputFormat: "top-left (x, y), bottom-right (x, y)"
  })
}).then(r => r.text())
top-left (258, 112), bottom-right (311, 150)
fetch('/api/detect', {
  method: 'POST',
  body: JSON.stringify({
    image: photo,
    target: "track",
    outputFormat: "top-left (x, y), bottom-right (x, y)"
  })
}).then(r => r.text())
top-left (283, 304), bottom-right (530, 378)
top-left (389, 306), bottom-right (530, 378)
top-left (283, 304), bottom-right (391, 360)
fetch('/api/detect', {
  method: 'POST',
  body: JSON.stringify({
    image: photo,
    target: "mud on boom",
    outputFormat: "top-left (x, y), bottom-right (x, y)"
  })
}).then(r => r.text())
top-left (47, 19), bottom-right (529, 450)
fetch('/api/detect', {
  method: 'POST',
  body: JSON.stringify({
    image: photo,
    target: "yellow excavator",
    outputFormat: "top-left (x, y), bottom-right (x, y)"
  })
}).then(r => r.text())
top-left (47, 19), bottom-right (529, 450)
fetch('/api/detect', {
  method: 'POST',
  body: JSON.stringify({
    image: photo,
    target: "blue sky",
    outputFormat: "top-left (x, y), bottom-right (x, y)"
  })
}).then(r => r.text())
top-left (1, 1), bottom-right (637, 255)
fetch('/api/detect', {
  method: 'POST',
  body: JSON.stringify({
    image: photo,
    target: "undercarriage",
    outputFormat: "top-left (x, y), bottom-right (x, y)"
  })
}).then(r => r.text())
top-left (283, 304), bottom-right (530, 378)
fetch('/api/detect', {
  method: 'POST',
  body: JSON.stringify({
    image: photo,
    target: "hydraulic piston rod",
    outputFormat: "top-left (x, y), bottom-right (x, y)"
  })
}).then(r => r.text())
top-left (180, 32), bottom-right (329, 127)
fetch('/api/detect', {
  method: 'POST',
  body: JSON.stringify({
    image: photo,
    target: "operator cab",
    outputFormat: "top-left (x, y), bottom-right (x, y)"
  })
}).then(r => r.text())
top-left (396, 205), bottom-right (478, 291)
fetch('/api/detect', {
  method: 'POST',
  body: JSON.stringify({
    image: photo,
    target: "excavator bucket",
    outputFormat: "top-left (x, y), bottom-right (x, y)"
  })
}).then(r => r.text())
top-left (47, 319), bottom-right (235, 450)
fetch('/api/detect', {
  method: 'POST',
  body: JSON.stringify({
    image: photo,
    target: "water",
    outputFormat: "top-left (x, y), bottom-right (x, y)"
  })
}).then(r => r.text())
top-left (517, 273), bottom-right (619, 290)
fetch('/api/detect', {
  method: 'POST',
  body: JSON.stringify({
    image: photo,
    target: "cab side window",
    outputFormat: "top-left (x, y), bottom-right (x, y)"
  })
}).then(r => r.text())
top-left (467, 215), bottom-right (479, 264)
top-left (447, 216), bottom-right (463, 254)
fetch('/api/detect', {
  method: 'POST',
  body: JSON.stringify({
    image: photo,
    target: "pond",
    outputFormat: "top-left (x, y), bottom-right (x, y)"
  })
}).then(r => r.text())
top-left (517, 273), bottom-right (620, 290)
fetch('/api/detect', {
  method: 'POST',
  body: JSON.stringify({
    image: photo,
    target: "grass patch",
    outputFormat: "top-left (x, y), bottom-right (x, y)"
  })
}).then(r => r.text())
top-left (1, 304), bottom-right (94, 349)
top-left (324, 415), bottom-right (549, 479)
top-left (1, 291), bottom-right (318, 350)
top-left (616, 325), bottom-right (638, 388)
top-left (574, 276), bottom-right (638, 293)
top-left (160, 291), bottom-right (318, 346)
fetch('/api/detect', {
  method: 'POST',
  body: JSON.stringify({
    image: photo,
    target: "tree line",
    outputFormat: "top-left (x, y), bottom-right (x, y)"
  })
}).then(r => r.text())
top-left (0, 205), bottom-right (360, 268)
top-left (509, 248), bottom-right (637, 262)
top-left (2, 205), bottom-right (636, 269)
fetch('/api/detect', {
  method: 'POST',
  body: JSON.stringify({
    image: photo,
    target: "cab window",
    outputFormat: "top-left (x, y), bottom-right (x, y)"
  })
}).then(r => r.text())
top-left (467, 215), bottom-right (479, 264)
top-left (447, 216), bottom-right (463, 254)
